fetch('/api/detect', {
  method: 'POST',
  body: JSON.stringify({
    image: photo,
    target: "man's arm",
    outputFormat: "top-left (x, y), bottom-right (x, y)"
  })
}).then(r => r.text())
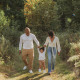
top-left (33, 34), bottom-right (40, 47)
top-left (19, 36), bottom-right (23, 55)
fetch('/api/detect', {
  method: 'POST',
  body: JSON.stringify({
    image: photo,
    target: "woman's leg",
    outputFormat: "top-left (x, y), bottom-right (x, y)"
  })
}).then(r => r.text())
top-left (47, 47), bottom-right (52, 73)
top-left (52, 47), bottom-right (57, 70)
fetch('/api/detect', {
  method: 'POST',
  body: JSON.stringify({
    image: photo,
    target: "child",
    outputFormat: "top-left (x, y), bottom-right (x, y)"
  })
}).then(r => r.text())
top-left (38, 47), bottom-right (46, 73)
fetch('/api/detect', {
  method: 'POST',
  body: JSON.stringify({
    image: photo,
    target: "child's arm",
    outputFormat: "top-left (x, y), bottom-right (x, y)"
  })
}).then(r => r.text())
top-left (44, 47), bottom-right (46, 53)
top-left (37, 48), bottom-right (40, 53)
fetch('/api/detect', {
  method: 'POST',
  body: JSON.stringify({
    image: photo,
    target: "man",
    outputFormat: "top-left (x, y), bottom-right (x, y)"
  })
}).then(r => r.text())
top-left (19, 27), bottom-right (40, 73)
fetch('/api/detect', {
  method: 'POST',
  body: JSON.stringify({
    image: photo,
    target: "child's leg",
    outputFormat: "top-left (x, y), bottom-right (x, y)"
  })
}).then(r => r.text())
top-left (39, 60), bottom-right (42, 72)
top-left (39, 60), bottom-right (42, 69)
top-left (42, 60), bottom-right (45, 70)
top-left (42, 60), bottom-right (46, 73)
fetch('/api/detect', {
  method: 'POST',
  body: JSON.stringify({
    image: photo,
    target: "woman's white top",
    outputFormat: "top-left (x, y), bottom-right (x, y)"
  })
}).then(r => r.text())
top-left (38, 48), bottom-right (46, 60)
top-left (19, 33), bottom-right (39, 50)
top-left (44, 36), bottom-right (61, 52)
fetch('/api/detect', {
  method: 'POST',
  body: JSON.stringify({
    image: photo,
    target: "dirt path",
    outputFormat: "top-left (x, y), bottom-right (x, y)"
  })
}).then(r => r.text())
top-left (0, 69), bottom-right (76, 80)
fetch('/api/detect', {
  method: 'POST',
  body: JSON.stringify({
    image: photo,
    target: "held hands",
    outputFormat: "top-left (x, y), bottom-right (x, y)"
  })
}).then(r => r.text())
top-left (37, 45), bottom-right (46, 48)
top-left (37, 46), bottom-right (40, 48)
top-left (43, 45), bottom-right (46, 47)
top-left (58, 52), bottom-right (60, 56)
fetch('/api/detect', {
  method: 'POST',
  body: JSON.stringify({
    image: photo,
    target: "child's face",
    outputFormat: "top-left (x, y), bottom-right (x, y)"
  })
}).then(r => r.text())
top-left (40, 49), bottom-right (44, 53)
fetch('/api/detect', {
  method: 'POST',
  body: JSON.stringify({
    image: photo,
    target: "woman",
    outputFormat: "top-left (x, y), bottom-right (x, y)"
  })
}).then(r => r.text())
top-left (44, 30), bottom-right (61, 75)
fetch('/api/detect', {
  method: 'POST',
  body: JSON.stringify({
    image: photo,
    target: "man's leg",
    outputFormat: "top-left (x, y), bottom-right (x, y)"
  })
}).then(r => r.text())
top-left (28, 49), bottom-right (34, 70)
top-left (22, 49), bottom-right (28, 66)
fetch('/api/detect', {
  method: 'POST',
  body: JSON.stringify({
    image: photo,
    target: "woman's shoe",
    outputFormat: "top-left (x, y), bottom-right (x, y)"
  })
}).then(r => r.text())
top-left (48, 72), bottom-right (51, 75)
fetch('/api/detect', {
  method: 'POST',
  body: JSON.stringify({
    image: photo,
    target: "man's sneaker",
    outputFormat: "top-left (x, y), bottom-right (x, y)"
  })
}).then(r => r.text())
top-left (29, 70), bottom-right (33, 73)
top-left (23, 66), bottom-right (27, 70)
top-left (43, 70), bottom-right (46, 73)
top-left (39, 69), bottom-right (41, 72)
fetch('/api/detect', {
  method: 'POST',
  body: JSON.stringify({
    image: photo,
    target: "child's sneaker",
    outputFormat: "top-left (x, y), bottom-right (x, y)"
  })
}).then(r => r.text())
top-left (23, 66), bottom-right (27, 70)
top-left (29, 70), bottom-right (33, 73)
top-left (43, 70), bottom-right (46, 73)
top-left (39, 69), bottom-right (41, 72)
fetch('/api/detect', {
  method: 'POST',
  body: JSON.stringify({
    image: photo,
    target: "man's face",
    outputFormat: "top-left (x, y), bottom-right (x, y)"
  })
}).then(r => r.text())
top-left (25, 28), bottom-right (30, 36)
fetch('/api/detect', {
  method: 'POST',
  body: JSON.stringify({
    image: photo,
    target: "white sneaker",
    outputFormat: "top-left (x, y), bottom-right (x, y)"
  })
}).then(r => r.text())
top-left (29, 70), bottom-right (33, 73)
top-left (23, 66), bottom-right (27, 70)
top-left (43, 70), bottom-right (46, 73)
top-left (39, 69), bottom-right (41, 72)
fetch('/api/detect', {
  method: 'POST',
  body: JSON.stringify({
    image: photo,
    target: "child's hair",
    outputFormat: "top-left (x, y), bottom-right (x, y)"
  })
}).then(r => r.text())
top-left (39, 47), bottom-right (44, 51)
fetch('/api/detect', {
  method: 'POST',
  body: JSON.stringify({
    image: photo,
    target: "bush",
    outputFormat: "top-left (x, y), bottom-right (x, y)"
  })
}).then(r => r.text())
top-left (2, 26), bottom-right (21, 47)
top-left (58, 31), bottom-right (80, 60)
top-left (0, 36), bottom-right (17, 63)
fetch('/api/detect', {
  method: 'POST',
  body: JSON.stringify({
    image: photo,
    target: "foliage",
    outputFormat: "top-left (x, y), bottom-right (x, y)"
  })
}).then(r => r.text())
top-left (58, 31), bottom-right (80, 60)
top-left (0, 36), bottom-right (17, 63)
top-left (67, 41), bottom-right (80, 68)
top-left (0, 0), bottom-right (25, 30)
top-left (57, 0), bottom-right (80, 31)
top-left (0, 10), bottom-right (10, 36)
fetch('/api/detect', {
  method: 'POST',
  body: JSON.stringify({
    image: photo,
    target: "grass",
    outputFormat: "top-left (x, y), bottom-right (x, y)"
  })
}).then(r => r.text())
top-left (0, 46), bottom-right (78, 80)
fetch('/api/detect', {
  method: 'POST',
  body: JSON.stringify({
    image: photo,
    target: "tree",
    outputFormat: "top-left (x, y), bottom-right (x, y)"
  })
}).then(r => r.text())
top-left (0, 0), bottom-right (25, 30)
top-left (57, 0), bottom-right (80, 31)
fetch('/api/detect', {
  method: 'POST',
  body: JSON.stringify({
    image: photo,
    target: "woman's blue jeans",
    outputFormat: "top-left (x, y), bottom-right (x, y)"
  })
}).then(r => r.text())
top-left (47, 47), bottom-right (57, 73)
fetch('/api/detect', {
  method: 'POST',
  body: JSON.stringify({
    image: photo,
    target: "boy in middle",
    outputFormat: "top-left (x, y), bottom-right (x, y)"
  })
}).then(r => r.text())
top-left (38, 47), bottom-right (46, 73)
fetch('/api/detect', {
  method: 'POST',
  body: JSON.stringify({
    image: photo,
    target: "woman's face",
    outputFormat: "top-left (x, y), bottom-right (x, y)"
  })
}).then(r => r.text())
top-left (49, 36), bottom-right (52, 38)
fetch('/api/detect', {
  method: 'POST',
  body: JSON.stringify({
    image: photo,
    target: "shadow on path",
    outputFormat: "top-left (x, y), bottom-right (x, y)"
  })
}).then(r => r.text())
top-left (19, 73), bottom-right (48, 80)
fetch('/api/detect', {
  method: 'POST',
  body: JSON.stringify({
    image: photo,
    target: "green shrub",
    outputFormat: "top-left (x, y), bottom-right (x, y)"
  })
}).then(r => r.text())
top-left (58, 32), bottom-right (80, 60)
top-left (2, 27), bottom-right (21, 47)
top-left (0, 36), bottom-right (16, 63)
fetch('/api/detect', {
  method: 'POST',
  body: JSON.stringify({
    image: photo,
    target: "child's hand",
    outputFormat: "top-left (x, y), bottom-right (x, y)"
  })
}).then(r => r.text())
top-left (58, 52), bottom-right (60, 56)
top-left (19, 50), bottom-right (21, 55)
top-left (43, 45), bottom-right (46, 47)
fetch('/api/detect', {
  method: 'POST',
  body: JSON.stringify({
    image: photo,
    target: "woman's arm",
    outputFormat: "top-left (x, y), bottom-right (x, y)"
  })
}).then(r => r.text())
top-left (44, 37), bottom-right (49, 47)
top-left (56, 37), bottom-right (61, 55)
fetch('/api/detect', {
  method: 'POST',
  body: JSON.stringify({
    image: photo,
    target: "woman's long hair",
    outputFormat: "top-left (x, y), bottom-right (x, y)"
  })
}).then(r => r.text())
top-left (48, 30), bottom-right (54, 38)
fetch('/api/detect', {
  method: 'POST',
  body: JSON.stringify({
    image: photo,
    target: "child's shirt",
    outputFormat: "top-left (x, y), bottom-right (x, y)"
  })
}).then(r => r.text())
top-left (38, 48), bottom-right (46, 60)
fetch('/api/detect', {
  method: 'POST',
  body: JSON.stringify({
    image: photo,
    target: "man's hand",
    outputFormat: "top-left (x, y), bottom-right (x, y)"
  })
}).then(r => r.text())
top-left (58, 52), bottom-right (60, 56)
top-left (19, 50), bottom-right (21, 55)
top-left (37, 46), bottom-right (40, 48)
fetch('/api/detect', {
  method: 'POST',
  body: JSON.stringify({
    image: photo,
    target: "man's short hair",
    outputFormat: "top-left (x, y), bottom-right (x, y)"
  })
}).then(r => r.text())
top-left (25, 27), bottom-right (30, 32)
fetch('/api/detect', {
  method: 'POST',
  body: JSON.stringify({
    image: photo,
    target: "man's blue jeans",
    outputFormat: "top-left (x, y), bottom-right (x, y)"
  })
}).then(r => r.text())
top-left (47, 47), bottom-right (57, 73)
